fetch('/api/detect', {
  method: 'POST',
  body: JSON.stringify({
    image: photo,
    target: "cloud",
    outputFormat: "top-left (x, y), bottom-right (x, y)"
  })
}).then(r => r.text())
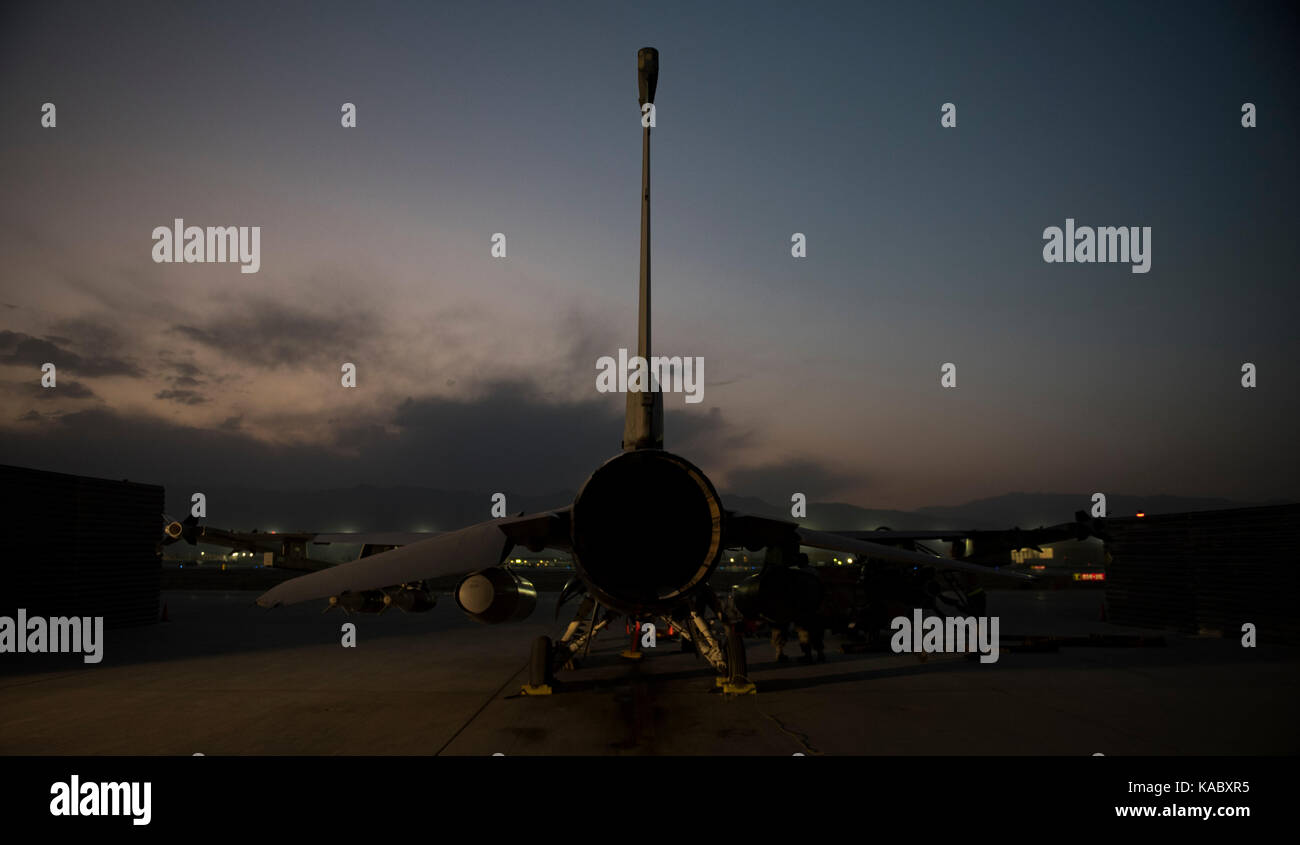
top-left (0, 379), bottom-right (758, 502)
top-left (154, 388), bottom-right (209, 405)
top-left (8, 379), bottom-right (97, 401)
top-left (167, 298), bottom-right (381, 370)
top-left (0, 329), bottom-right (141, 378)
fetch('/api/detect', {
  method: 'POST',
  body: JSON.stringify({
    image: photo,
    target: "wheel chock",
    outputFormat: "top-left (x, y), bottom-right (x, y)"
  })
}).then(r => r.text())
top-left (720, 677), bottom-right (757, 695)
top-left (620, 649), bottom-right (644, 660)
top-left (520, 683), bottom-right (553, 696)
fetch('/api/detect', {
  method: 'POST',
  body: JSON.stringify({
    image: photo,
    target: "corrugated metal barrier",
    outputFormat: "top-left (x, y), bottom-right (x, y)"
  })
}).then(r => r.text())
top-left (0, 464), bottom-right (162, 628)
top-left (1103, 504), bottom-right (1300, 644)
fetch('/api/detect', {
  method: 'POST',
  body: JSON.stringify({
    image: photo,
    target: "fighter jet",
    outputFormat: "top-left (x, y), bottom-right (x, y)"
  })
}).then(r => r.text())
top-left (161, 513), bottom-right (435, 571)
top-left (256, 48), bottom-right (1050, 694)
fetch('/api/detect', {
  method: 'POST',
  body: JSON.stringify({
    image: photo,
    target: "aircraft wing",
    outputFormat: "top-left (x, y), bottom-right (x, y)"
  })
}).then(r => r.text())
top-left (256, 509), bottom-right (571, 608)
top-left (309, 532), bottom-right (438, 546)
top-left (724, 512), bottom-right (1035, 581)
top-left (825, 512), bottom-right (1097, 550)
top-left (795, 527), bottom-right (1033, 580)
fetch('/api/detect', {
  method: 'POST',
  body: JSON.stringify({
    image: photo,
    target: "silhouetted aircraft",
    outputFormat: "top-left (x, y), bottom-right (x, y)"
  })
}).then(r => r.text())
top-left (256, 48), bottom-right (1083, 694)
top-left (161, 514), bottom-right (433, 573)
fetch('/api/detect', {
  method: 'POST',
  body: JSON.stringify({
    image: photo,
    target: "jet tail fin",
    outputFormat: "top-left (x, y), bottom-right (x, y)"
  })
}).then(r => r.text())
top-left (622, 377), bottom-right (663, 450)
top-left (622, 47), bottom-right (664, 452)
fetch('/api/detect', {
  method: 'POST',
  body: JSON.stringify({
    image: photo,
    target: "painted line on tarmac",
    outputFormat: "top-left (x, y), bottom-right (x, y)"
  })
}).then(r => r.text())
top-left (434, 659), bottom-right (529, 755)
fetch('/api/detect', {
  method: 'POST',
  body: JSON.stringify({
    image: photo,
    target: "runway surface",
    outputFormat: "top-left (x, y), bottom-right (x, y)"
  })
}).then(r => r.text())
top-left (2, 590), bottom-right (1296, 755)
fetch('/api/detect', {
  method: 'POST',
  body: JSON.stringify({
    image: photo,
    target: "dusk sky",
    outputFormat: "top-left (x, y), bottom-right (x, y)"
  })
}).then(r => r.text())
top-left (1, 0), bottom-right (1297, 512)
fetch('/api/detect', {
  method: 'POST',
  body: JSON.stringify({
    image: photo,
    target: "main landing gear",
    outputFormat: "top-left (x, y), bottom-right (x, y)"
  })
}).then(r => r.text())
top-left (520, 588), bottom-right (754, 695)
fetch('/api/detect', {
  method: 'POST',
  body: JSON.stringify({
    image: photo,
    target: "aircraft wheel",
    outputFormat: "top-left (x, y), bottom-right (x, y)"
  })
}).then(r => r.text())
top-left (529, 635), bottom-right (553, 688)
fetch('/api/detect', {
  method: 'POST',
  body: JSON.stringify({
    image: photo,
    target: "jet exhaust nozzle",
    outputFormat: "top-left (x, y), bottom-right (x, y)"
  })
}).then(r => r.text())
top-left (455, 567), bottom-right (537, 624)
top-left (570, 450), bottom-right (724, 614)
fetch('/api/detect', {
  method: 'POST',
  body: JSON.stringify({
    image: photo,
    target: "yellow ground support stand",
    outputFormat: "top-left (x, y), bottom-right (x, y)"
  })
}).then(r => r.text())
top-left (716, 676), bottom-right (757, 695)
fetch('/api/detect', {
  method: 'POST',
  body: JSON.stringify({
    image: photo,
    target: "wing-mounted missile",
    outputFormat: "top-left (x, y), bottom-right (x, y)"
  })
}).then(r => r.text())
top-left (323, 591), bottom-right (386, 614)
top-left (385, 584), bottom-right (437, 613)
top-left (323, 583), bottom-right (438, 614)
top-left (455, 567), bottom-right (537, 624)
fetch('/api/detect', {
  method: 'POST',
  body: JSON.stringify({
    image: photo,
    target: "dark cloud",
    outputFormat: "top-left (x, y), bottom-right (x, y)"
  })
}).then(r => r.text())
top-left (0, 380), bottom-right (753, 502)
top-left (49, 317), bottom-right (133, 358)
top-left (154, 388), bottom-right (209, 405)
top-left (0, 329), bottom-right (142, 378)
top-left (9, 379), bottom-right (97, 401)
top-left (168, 299), bottom-right (380, 369)
top-left (38, 380), bottom-right (96, 400)
top-left (157, 357), bottom-right (212, 388)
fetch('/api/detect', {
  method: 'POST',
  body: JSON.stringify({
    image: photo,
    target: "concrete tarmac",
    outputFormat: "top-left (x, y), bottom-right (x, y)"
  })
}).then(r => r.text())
top-left (1, 590), bottom-right (1295, 755)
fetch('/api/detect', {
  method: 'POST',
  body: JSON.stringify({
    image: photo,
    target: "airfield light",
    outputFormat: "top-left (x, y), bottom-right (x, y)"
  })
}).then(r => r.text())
top-left (1136, 512), bottom-right (1146, 518)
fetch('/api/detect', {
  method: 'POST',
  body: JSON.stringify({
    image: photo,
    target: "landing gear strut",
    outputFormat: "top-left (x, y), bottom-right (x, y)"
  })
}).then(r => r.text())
top-left (521, 635), bottom-right (553, 695)
top-left (522, 588), bottom-right (755, 695)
